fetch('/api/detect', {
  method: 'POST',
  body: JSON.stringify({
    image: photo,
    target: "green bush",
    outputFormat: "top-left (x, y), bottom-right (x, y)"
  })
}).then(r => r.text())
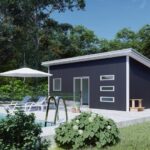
top-left (55, 112), bottom-right (120, 150)
top-left (0, 80), bottom-right (32, 100)
top-left (0, 79), bottom-right (48, 101)
top-left (32, 83), bottom-right (48, 98)
top-left (0, 111), bottom-right (50, 150)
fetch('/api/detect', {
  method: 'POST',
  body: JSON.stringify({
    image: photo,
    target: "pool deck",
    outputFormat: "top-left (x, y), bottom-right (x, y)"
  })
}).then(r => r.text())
top-left (1, 106), bottom-right (150, 137)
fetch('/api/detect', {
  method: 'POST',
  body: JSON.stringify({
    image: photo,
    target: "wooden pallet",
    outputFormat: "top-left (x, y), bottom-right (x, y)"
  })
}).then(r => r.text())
top-left (130, 99), bottom-right (144, 112)
top-left (130, 107), bottom-right (144, 112)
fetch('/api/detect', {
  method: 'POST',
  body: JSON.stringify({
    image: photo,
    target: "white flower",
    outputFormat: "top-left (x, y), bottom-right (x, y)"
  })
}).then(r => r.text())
top-left (88, 117), bottom-right (94, 123)
top-left (78, 129), bottom-right (83, 135)
top-left (75, 120), bottom-right (79, 124)
top-left (73, 125), bottom-right (78, 130)
top-left (91, 113), bottom-right (96, 118)
top-left (107, 125), bottom-right (111, 130)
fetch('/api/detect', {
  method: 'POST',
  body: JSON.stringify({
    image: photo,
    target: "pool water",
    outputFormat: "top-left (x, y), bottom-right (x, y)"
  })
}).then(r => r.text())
top-left (0, 113), bottom-right (6, 120)
top-left (0, 113), bottom-right (52, 127)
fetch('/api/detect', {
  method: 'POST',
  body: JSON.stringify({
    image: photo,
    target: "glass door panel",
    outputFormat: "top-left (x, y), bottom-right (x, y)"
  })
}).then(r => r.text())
top-left (74, 79), bottom-right (81, 103)
top-left (82, 78), bottom-right (89, 105)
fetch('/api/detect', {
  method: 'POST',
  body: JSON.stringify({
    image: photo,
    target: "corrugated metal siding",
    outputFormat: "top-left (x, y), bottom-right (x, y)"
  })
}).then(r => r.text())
top-left (130, 58), bottom-right (150, 108)
top-left (49, 56), bottom-right (126, 111)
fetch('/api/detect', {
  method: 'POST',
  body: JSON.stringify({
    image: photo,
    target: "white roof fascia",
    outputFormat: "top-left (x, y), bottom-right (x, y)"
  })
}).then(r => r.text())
top-left (41, 48), bottom-right (150, 68)
top-left (128, 49), bottom-right (150, 68)
top-left (42, 48), bottom-right (132, 66)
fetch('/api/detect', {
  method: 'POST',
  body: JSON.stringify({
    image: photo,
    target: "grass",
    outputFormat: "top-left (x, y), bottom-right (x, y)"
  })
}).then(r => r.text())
top-left (104, 121), bottom-right (150, 150)
top-left (50, 121), bottom-right (150, 150)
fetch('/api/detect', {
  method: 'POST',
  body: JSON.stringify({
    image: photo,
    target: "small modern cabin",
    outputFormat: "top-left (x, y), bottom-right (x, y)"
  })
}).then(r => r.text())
top-left (42, 48), bottom-right (150, 111)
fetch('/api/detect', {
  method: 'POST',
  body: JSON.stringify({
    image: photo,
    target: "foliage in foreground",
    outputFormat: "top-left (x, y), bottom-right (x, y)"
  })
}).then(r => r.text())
top-left (55, 112), bottom-right (120, 149)
top-left (0, 111), bottom-right (50, 150)
top-left (52, 121), bottom-right (150, 150)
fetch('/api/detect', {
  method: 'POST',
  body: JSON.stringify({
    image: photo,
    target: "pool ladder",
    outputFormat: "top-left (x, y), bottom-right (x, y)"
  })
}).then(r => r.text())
top-left (44, 96), bottom-right (68, 127)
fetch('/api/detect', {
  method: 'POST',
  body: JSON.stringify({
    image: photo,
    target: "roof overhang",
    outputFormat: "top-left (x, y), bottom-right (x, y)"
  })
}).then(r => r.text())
top-left (41, 48), bottom-right (150, 68)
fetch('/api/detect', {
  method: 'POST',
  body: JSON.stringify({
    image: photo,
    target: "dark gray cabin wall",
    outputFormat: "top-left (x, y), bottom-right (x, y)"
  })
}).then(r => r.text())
top-left (130, 58), bottom-right (150, 108)
top-left (49, 56), bottom-right (126, 111)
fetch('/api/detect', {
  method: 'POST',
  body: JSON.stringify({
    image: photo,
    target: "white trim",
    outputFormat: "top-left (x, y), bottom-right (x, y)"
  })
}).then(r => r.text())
top-left (73, 76), bottom-right (90, 106)
top-left (126, 56), bottom-right (130, 112)
top-left (100, 86), bottom-right (115, 92)
top-left (100, 75), bottom-right (115, 81)
top-left (53, 78), bottom-right (62, 91)
top-left (42, 48), bottom-right (131, 66)
top-left (48, 68), bottom-right (50, 96)
top-left (42, 48), bottom-right (150, 69)
top-left (100, 96), bottom-right (115, 103)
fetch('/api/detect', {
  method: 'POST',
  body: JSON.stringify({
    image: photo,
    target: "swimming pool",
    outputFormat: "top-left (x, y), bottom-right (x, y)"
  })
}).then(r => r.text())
top-left (0, 113), bottom-right (6, 120)
top-left (0, 113), bottom-right (53, 127)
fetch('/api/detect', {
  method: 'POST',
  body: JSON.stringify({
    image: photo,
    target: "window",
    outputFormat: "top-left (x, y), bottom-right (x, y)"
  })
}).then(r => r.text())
top-left (100, 96), bottom-right (115, 103)
top-left (100, 75), bottom-right (115, 81)
top-left (53, 78), bottom-right (62, 91)
top-left (100, 86), bottom-right (115, 92)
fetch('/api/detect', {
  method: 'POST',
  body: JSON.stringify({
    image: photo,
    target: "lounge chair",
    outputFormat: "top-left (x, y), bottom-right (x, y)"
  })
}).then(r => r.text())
top-left (27, 96), bottom-right (47, 111)
top-left (8, 96), bottom-right (32, 111)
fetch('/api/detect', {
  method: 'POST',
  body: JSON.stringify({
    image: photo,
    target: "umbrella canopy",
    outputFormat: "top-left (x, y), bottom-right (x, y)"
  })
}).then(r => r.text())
top-left (0, 67), bottom-right (52, 77)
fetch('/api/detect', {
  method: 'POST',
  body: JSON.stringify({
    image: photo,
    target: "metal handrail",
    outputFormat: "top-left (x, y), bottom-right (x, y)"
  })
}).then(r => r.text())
top-left (44, 96), bottom-right (68, 127)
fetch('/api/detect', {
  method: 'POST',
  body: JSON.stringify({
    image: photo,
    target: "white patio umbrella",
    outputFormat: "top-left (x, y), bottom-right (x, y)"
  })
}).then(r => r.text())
top-left (0, 67), bottom-right (53, 126)
top-left (0, 67), bottom-right (52, 77)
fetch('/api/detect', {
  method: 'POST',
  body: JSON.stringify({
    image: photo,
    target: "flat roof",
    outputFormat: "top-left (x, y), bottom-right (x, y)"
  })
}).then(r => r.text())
top-left (42, 48), bottom-right (150, 68)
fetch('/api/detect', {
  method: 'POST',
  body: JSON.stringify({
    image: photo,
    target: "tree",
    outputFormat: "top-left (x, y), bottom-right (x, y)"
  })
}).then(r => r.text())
top-left (116, 28), bottom-right (136, 43)
top-left (0, 0), bottom-right (86, 71)
top-left (39, 24), bottom-right (101, 59)
top-left (99, 28), bottom-right (139, 53)
top-left (69, 25), bottom-right (100, 55)
top-left (138, 24), bottom-right (150, 58)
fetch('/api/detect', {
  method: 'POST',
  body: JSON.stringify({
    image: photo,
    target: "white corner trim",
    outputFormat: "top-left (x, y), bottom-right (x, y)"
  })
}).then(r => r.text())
top-left (48, 68), bottom-right (50, 96)
top-left (126, 56), bottom-right (130, 112)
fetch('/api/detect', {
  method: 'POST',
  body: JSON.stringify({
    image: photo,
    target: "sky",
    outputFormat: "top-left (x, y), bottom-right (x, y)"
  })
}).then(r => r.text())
top-left (51, 0), bottom-right (150, 39)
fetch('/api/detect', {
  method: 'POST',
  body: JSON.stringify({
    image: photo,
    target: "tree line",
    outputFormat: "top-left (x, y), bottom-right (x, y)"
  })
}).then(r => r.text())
top-left (0, 0), bottom-right (150, 73)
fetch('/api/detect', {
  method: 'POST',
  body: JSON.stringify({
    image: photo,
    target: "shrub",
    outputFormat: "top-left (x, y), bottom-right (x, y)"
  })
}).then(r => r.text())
top-left (0, 111), bottom-right (50, 150)
top-left (0, 79), bottom-right (48, 101)
top-left (55, 112), bottom-right (120, 149)
top-left (0, 80), bottom-right (32, 100)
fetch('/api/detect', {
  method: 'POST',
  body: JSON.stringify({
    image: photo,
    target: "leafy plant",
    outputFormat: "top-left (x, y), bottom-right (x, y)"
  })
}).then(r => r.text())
top-left (55, 112), bottom-right (120, 149)
top-left (0, 80), bottom-right (32, 100)
top-left (0, 111), bottom-right (50, 150)
top-left (0, 79), bottom-right (48, 101)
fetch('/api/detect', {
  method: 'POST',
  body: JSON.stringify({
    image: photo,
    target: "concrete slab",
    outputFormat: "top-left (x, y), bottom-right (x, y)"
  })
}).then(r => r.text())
top-left (1, 106), bottom-right (150, 137)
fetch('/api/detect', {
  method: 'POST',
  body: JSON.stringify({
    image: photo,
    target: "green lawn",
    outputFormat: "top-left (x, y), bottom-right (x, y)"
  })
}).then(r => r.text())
top-left (50, 121), bottom-right (150, 150)
top-left (103, 122), bottom-right (150, 150)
